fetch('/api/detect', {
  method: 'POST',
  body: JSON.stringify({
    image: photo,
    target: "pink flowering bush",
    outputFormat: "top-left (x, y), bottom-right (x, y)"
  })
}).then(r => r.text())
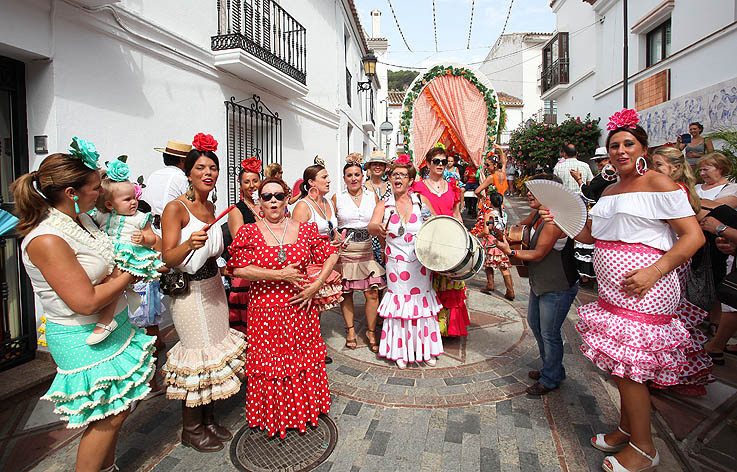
top-left (508, 114), bottom-right (601, 173)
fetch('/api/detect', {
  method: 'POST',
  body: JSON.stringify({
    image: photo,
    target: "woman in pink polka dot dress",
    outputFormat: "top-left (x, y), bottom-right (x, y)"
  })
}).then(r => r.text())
top-left (227, 178), bottom-right (339, 439)
top-left (368, 157), bottom-right (443, 369)
top-left (544, 112), bottom-right (706, 472)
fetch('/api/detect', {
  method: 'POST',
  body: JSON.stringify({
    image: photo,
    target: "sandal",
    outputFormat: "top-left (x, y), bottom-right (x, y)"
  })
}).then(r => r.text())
top-left (603, 442), bottom-right (659, 472)
top-left (591, 426), bottom-right (630, 452)
top-left (366, 329), bottom-right (379, 353)
top-left (344, 325), bottom-right (357, 350)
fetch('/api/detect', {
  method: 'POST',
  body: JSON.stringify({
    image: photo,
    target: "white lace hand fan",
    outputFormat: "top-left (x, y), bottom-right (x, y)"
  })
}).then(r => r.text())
top-left (525, 179), bottom-right (588, 239)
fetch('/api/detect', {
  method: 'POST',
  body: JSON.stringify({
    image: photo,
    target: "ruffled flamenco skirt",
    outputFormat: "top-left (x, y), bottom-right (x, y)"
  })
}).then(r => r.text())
top-left (163, 275), bottom-right (247, 407)
top-left (114, 242), bottom-right (166, 282)
top-left (306, 264), bottom-right (343, 311)
top-left (338, 239), bottom-right (386, 292)
top-left (228, 277), bottom-right (249, 335)
top-left (666, 263), bottom-right (715, 396)
top-left (484, 236), bottom-right (511, 270)
top-left (378, 258), bottom-right (444, 363)
top-left (577, 241), bottom-right (691, 386)
top-left (42, 307), bottom-right (156, 428)
top-left (246, 303), bottom-right (331, 439)
top-left (433, 274), bottom-right (470, 337)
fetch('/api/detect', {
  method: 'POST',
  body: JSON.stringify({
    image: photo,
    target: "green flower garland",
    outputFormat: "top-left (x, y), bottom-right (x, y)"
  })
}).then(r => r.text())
top-left (400, 65), bottom-right (506, 161)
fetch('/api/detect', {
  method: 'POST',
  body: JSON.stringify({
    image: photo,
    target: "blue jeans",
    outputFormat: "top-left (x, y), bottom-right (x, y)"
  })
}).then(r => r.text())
top-left (527, 282), bottom-right (579, 389)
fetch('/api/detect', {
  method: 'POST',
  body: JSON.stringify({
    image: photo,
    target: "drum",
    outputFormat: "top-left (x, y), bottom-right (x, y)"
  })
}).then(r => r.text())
top-left (415, 216), bottom-right (485, 280)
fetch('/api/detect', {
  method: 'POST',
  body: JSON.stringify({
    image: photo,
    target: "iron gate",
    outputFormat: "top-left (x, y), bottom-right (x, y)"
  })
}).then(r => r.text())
top-left (225, 95), bottom-right (282, 205)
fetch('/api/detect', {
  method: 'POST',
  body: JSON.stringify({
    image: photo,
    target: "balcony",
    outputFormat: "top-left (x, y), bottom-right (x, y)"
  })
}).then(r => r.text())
top-left (541, 59), bottom-right (569, 95)
top-left (212, 0), bottom-right (308, 98)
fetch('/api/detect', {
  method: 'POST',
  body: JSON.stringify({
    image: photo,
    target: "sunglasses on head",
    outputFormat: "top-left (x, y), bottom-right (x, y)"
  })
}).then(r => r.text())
top-left (432, 158), bottom-right (448, 166)
top-left (260, 192), bottom-right (286, 201)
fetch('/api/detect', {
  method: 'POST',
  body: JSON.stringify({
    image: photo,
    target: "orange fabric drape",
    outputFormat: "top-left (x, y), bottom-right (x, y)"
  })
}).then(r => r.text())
top-left (412, 91), bottom-right (447, 170)
top-left (424, 88), bottom-right (468, 161)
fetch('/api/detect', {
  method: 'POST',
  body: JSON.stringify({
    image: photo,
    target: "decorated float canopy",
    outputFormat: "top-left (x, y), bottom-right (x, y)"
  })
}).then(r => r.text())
top-left (400, 62), bottom-right (506, 168)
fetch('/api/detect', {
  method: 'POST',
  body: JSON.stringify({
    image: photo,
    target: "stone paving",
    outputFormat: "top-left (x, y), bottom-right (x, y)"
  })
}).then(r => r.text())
top-left (12, 196), bottom-right (689, 471)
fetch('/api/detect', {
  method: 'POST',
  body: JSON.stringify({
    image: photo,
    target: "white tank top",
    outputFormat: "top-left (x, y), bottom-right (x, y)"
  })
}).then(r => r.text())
top-left (305, 197), bottom-right (338, 237)
top-left (173, 200), bottom-right (224, 274)
top-left (335, 187), bottom-right (376, 229)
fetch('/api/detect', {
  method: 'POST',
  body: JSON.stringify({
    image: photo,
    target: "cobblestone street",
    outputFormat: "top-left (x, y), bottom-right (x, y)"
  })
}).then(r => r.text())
top-left (0, 196), bottom-right (688, 472)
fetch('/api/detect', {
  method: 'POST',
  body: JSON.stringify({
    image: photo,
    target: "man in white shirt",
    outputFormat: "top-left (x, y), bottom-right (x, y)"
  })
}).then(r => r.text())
top-left (553, 144), bottom-right (593, 193)
top-left (142, 140), bottom-right (192, 234)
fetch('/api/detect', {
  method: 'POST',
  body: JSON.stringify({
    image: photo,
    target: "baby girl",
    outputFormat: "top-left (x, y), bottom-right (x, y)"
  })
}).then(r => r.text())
top-left (87, 159), bottom-right (165, 344)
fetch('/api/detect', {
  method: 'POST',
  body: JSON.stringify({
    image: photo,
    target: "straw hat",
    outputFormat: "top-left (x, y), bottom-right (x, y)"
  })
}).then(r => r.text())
top-left (153, 140), bottom-right (192, 157)
top-left (365, 150), bottom-right (388, 165)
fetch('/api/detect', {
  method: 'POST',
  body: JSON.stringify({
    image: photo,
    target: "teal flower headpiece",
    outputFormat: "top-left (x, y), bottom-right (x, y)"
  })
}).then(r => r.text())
top-left (69, 137), bottom-right (100, 170)
top-left (106, 159), bottom-right (131, 182)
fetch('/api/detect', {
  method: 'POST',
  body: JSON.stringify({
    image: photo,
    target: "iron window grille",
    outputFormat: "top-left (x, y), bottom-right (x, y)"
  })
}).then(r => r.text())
top-left (541, 32), bottom-right (569, 94)
top-left (225, 95), bottom-right (283, 205)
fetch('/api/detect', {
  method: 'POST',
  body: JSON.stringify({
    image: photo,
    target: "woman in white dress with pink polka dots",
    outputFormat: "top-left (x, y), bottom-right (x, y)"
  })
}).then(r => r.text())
top-left (368, 156), bottom-right (443, 369)
top-left (543, 110), bottom-right (705, 472)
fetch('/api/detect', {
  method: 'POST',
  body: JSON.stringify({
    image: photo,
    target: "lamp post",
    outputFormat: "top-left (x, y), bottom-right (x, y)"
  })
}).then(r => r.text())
top-left (357, 50), bottom-right (377, 92)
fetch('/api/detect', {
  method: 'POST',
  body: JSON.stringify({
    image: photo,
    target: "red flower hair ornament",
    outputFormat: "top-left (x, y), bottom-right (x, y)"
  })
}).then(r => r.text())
top-left (241, 157), bottom-right (262, 174)
top-left (606, 108), bottom-right (640, 131)
top-left (192, 133), bottom-right (218, 152)
top-left (396, 154), bottom-right (411, 165)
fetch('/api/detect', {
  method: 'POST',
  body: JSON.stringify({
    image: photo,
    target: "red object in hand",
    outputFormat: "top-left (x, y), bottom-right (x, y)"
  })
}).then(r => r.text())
top-left (202, 204), bottom-right (237, 232)
top-left (192, 133), bottom-right (218, 152)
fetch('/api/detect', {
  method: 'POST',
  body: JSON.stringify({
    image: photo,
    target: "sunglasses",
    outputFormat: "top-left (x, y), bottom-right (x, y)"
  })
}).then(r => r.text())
top-left (432, 158), bottom-right (448, 166)
top-left (260, 192), bottom-right (286, 201)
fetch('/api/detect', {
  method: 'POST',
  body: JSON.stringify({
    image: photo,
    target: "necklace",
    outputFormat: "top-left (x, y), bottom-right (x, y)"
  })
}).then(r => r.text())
top-left (396, 196), bottom-right (413, 236)
top-left (263, 218), bottom-right (290, 263)
top-left (348, 189), bottom-right (362, 202)
top-left (426, 178), bottom-right (445, 196)
top-left (243, 199), bottom-right (262, 220)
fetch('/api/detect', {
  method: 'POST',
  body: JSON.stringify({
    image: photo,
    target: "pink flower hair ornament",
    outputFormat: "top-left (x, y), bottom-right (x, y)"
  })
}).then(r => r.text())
top-left (606, 108), bottom-right (640, 131)
top-left (396, 154), bottom-right (412, 165)
top-left (133, 183), bottom-right (143, 200)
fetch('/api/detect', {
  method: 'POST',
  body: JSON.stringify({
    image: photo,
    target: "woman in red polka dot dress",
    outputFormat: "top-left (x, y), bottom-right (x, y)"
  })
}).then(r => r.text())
top-left (227, 178), bottom-right (339, 439)
top-left (368, 156), bottom-right (443, 369)
top-left (544, 110), bottom-right (705, 472)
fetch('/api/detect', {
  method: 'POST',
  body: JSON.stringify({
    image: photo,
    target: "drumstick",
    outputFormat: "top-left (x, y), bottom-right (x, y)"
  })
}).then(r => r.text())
top-left (183, 204), bottom-right (237, 265)
top-left (383, 210), bottom-right (395, 231)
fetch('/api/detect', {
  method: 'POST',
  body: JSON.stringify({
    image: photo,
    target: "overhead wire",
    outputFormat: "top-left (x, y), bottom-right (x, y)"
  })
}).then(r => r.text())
top-left (380, 19), bottom-right (600, 70)
top-left (432, 0), bottom-right (439, 52)
top-left (386, 0), bottom-right (412, 51)
top-left (493, 0), bottom-right (516, 49)
top-left (467, 0), bottom-right (476, 49)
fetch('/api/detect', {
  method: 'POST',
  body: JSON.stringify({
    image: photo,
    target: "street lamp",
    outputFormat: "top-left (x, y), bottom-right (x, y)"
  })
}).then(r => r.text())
top-left (357, 50), bottom-right (377, 92)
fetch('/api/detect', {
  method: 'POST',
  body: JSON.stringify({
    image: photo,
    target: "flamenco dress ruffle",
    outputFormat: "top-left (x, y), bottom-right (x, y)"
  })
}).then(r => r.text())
top-left (42, 308), bottom-right (156, 428)
top-left (306, 264), bottom-right (343, 311)
top-left (163, 276), bottom-right (247, 407)
top-left (484, 236), bottom-right (511, 269)
top-left (378, 288), bottom-right (444, 363)
top-left (577, 241), bottom-right (691, 386)
top-left (433, 275), bottom-right (470, 337)
top-left (339, 240), bottom-right (386, 292)
top-left (666, 263), bottom-right (715, 396)
top-left (114, 242), bottom-right (166, 282)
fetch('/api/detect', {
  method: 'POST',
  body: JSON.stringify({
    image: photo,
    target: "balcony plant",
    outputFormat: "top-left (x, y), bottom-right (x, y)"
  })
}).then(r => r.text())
top-left (508, 114), bottom-right (601, 174)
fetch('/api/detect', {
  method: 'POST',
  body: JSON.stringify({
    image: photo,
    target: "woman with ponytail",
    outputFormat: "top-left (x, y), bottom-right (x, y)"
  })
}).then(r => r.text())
top-left (11, 140), bottom-right (156, 472)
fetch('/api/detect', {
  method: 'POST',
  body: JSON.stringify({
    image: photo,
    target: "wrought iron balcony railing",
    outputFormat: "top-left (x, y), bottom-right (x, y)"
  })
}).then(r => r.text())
top-left (212, 0), bottom-right (307, 85)
top-left (541, 58), bottom-right (569, 94)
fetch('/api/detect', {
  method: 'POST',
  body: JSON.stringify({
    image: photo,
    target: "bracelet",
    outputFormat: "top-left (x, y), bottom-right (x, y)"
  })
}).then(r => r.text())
top-left (315, 278), bottom-right (325, 286)
top-left (652, 262), bottom-right (664, 278)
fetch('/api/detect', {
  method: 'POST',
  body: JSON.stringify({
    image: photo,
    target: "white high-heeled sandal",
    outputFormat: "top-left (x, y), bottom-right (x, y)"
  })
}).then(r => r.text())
top-left (396, 358), bottom-right (407, 369)
top-left (86, 319), bottom-right (118, 345)
top-left (99, 462), bottom-right (119, 472)
top-left (424, 357), bottom-right (437, 367)
top-left (591, 426), bottom-right (630, 452)
top-left (603, 442), bottom-right (659, 472)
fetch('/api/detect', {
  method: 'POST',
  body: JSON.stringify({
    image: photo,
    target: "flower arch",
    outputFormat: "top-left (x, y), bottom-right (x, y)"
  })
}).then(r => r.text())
top-left (399, 62), bottom-right (505, 168)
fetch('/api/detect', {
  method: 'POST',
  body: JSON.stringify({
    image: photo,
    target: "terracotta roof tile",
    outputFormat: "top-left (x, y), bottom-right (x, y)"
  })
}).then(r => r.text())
top-left (388, 90), bottom-right (405, 105)
top-left (497, 91), bottom-right (523, 106)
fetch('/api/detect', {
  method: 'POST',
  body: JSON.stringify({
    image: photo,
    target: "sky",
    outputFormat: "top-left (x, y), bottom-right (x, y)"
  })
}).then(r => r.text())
top-left (354, 0), bottom-right (556, 70)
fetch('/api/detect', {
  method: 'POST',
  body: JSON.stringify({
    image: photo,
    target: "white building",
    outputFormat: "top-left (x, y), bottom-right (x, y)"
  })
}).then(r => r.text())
top-left (0, 0), bottom-right (384, 365)
top-left (543, 0), bottom-right (737, 146)
top-left (479, 32), bottom-right (554, 132)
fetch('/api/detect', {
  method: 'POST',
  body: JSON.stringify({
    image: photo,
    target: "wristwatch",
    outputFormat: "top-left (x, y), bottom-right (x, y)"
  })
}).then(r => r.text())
top-left (509, 249), bottom-right (517, 257)
top-left (716, 224), bottom-right (728, 235)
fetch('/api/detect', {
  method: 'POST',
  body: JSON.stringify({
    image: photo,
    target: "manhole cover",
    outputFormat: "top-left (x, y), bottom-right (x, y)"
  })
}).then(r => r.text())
top-left (229, 414), bottom-right (338, 472)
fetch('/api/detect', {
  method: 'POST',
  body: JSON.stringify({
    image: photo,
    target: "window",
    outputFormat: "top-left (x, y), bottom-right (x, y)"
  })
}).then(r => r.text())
top-left (345, 68), bottom-right (352, 106)
top-left (646, 19), bottom-right (671, 67)
top-left (541, 32), bottom-right (569, 93)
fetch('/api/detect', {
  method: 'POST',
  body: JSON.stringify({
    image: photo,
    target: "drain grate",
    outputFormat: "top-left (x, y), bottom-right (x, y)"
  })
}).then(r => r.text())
top-left (229, 414), bottom-right (338, 472)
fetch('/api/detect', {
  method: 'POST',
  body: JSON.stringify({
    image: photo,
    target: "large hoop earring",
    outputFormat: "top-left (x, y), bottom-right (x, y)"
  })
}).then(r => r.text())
top-left (636, 156), bottom-right (648, 176)
top-left (601, 164), bottom-right (618, 181)
top-left (185, 183), bottom-right (195, 202)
